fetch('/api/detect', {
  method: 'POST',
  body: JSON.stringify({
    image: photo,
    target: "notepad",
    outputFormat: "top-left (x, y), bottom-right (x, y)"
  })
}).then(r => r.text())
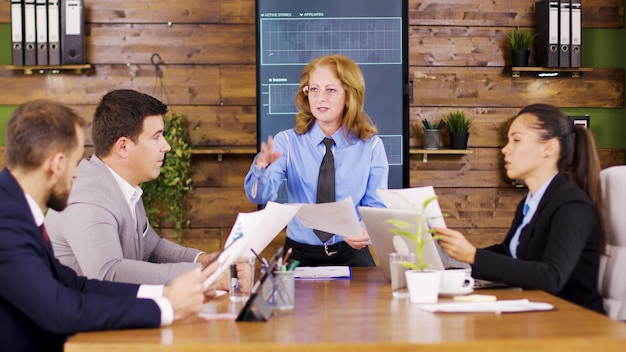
top-left (294, 266), bottom-right (352, 280)
top-left (418, 299), bottom-right (554, 313)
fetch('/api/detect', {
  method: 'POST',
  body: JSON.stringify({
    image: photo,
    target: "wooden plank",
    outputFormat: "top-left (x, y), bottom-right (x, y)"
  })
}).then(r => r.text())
top-left (190, 154), bottom-right (253, 188)
top-left (411, 67), bottom-right (624, 108)
top-left (0, 65), bottom-right (221, 105)
top-left (87, 24), bottom-right (255, 65)
top-left (2, 0), bottom-right (621, 27)
top-left (410, 107), bottom-right (516, 147)
top-left (407, 0), bottom-right (624, 28)
top-left (62, 104), bottom-right (256, 147)
top-left (410, 147), bottom-right (624, 187)
top-left (219, 65), bottom-right (256, 106)
top-left (185, 187), bottom-right (257, 228)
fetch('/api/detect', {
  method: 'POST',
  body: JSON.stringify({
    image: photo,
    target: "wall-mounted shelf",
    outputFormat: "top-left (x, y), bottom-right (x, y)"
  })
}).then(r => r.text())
top-left (410, 148), bottom-right (474, 163)
top-left (5, 64), bottom-right (92, 75)
top-left (509, 66), bottom-right (593, 78)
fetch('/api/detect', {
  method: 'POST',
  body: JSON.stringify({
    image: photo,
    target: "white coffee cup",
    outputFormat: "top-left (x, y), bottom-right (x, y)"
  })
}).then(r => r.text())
top-left (439, 269), bottom-right (474, 294)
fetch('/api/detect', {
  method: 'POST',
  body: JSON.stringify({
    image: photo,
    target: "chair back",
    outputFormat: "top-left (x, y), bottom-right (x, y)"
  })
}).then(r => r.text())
top-left (598, 165), bottom-right (626, 320)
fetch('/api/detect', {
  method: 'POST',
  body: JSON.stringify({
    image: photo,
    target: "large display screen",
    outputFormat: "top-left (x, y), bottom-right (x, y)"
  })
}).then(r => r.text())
top-left (256, 0), bottom-right (409, 200)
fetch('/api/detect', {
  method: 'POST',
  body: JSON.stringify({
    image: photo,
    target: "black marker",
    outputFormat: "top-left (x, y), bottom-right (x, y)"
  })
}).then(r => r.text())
top-left (230, 264), bottom-right (241, 295)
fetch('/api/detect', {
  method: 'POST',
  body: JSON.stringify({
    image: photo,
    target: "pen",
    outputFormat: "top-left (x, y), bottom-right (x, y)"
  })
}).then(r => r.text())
top-left (250, 248), bottom-right (269, 266)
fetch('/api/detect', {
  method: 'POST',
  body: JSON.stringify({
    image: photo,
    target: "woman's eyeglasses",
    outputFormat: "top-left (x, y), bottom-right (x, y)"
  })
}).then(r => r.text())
top-left (303, 86), bottom-right (345, 99)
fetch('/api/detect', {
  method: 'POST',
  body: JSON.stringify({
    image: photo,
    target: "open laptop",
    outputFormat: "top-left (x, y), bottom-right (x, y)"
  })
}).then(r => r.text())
top-left (360, 206), bottom-right (505, 289)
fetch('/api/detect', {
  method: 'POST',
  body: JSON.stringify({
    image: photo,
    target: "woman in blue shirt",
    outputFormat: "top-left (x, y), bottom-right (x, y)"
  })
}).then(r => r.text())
top-left (244, 55), bottom-right (389, 267)
top-left (435, 104), bottom-right (606, 313)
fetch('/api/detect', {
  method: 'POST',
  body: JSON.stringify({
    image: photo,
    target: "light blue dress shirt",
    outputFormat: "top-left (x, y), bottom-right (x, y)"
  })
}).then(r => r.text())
top-left (508, 173), bottom-right (557, 258)
top-left (244, 122), bottom-right (389, 245)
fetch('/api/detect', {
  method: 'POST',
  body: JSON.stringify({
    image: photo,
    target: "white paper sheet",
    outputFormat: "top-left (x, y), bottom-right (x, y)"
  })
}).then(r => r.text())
top-left (418, 299), bottom-right (554, 313)
top-left (378, 186), bottom-right (447, 228)
top-left (294, 266), bottom-right (352, 279)
top-left (294, 197), bottom-right (361, 237)
top-left (227, 201), bottom-right (301, 260)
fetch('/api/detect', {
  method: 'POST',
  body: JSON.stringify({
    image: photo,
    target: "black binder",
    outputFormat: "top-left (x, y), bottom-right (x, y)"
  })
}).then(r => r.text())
top-left (24, 0), bottom-right (37, 66)
top-left (60, 0), bottom-right (84, 64)
top-left (570, 0), bottom-right (581, 67)
top-left (10, 0), bottom-right (24, 66)
top-left (558, 0), bottom-right (570, 67)
top-left (535, 0), bottom-right (559, 68)
top-left (47, 0), bottom-right (61, 65)
top-left (36, 0), bottom-right (48, 65)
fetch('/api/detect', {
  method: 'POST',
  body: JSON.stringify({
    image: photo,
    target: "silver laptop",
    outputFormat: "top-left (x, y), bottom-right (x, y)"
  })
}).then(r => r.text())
top-left (359, 206), bottom-right (470, 280)
top-left (360, 206), bottom-right (507, 289)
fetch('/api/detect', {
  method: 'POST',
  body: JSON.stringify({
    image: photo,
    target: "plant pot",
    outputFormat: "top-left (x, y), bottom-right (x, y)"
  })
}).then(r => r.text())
top-left (404, 270), bottom-right (441, 304)
top-left (511, 50), bottom-right (530, 67)
top-left (449, 132), bottom-right (469, 150)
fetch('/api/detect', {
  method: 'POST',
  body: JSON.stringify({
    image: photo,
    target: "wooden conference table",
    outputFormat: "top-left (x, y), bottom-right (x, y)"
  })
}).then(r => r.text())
top-left (66, 268), bottom-right (626, 351)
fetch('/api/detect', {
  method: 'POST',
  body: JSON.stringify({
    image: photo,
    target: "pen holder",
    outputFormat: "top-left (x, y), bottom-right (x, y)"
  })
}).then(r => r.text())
top-left (423, 129), bottom-right (441, 150)
top-left (262, 270), bottom-right (295, 311)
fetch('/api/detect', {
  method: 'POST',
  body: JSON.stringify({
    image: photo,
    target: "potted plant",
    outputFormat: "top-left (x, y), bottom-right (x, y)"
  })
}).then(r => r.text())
top-left (142, 111), bottom-right (194, 243)
top-left (385, 195), bottom-right (442, 303)
top-left (506, 27), bottom-right (534, 67)
top-left (444, 110), bottom-right (473, 150)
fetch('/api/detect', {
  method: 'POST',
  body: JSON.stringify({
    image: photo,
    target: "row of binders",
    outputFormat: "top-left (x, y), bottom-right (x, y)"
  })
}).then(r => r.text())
top-left (535, 0), bottom-right (581, 68)
top-left (10, 0), bottom-right (85, 66)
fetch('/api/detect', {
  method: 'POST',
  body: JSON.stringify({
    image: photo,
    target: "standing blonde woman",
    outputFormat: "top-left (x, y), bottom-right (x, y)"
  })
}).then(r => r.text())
top-left (244, 55), bottom-right (389, 267)
top-left (435, 103), bottom-right (606, 314)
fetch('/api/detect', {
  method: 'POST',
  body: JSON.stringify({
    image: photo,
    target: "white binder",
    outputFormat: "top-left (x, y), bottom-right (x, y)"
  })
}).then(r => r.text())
top-left (24, 0), bottom-right (37, 65)
top-left (558, 0), bottom-right (570, 67)
top-left (10, 0), bottom-right (24, 66)
top-left (36, 0), bottom-right (48, 65)
top-left (47, 0), bottom-right (61, 65)
top-left (570, 0), bottom-right (581, 67)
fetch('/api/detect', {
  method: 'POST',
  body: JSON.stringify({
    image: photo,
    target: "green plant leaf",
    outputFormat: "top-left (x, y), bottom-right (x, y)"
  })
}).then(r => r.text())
top-left (141, 111), bottom-right (194, 243)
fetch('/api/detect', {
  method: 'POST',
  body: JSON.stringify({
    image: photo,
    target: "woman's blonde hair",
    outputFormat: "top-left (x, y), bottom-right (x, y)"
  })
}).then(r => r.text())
top-left (294, 55), bottom-right (378, 141)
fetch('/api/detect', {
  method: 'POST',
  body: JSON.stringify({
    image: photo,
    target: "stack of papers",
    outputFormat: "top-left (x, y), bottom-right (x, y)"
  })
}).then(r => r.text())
top-left (294, 266), bottom-right (352, 280)
top-left (418, 299), bottom-right (554, 313)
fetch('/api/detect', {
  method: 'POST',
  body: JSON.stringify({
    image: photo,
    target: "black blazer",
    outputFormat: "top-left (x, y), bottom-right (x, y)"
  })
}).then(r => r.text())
top-left (0, 169), bottom-right (162, 352)
top-left (473, 173), bottom-right (605, 314)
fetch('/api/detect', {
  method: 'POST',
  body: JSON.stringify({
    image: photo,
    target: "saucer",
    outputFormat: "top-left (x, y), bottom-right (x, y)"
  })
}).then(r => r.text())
top-left (438, 287), bottom-right (473, 297)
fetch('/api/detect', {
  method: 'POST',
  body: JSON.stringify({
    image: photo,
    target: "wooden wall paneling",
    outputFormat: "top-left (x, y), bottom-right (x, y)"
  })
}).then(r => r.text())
top-left (186, 186), bottom-right (257, 228)
top-left (1, 0), bottom-right (623, 26)
top-left (410, 107), bottom-right (516, 147)
top-left (64, 104), bottom-right (256, 147)
top-left (411, 67), bottom-right (624, 108)
top-left (87, 24), bottom-right (256, 65)
top-left (406, 0), bottom-right (624, 28)
top-left (190, 154), bottom-right (253, 188)
top-left (0, 65), bottom-right (222, 105)
top-left (409, 26), bottom-right (512, 67)
top-left (410, 148), bottom-right (625, 188)
top-left (219, 65), bottom-right (256, 106)
top-left (160, 228), bottom-right (223, 253)
top-left (88, 0), bottom-right (255, 25)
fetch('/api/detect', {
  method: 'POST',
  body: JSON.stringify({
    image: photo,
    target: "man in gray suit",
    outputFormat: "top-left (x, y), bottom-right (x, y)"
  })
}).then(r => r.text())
top-left (45, 90), bottom-right (248, 289)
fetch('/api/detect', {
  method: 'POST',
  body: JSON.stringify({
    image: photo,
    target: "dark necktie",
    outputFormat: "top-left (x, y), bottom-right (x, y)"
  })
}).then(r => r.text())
top-left (314, 138), bottom-right (336, 243)
top-left (40, 224), bottom-right (52, 250)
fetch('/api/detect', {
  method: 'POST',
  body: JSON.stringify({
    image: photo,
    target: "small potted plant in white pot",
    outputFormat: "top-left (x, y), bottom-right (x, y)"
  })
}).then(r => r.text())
top-left (385, 195), bottom-right (442, 303)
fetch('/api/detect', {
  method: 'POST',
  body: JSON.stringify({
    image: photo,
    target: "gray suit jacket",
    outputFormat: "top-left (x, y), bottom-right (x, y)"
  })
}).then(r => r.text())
top-left (45, 155), bottom-right (201, 285)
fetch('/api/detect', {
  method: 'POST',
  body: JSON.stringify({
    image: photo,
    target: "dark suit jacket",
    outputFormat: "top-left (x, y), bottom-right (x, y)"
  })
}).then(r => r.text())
top-left (0, 168), bottom-right (161, 352)
top-left (473, 173), bottom-right (605, 314)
